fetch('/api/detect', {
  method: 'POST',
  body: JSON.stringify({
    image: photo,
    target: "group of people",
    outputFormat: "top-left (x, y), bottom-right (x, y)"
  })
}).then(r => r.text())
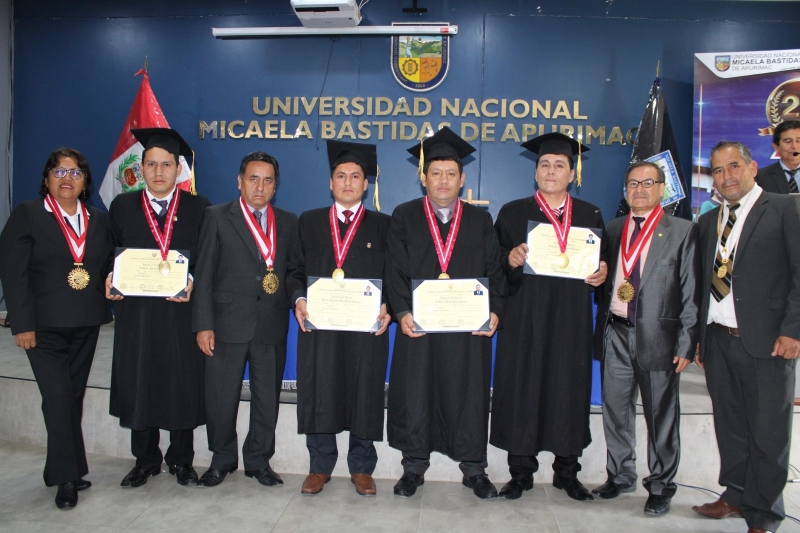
top-left (1, 121), bottom-right (799, 533)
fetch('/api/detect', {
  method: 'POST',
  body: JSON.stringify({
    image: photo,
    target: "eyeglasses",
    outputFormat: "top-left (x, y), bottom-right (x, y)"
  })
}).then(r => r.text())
top-left (51, 168), bottom-right (85, 180)
top-left (626, 179), bottom-right (664, 189)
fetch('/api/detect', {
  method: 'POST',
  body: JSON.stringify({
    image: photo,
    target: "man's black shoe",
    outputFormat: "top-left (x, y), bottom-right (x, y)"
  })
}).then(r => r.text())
top-left (168, 464), bottom-right (199, 485)
top-left (245, 465), bottom-right (284, 486)
top-left (196, 466), bottom-right (238, 487)
top-left (462, 474), bottom-right (498, 500)
top-left (591, 479), bottom-right (635, 500)
top-left (552, 475), bottom-right (594, 501)
top-left (74, 479), bottom-right (92, 491)
top-left (393, 472), bottom-right (424, 498)
top-left (499, 475), bottom-right (533, 500)
top-left (120, 465), bottom-right (161, 488)
top-left (644, 494), bottom-right (671, 516)
top-left (55, 482), bottom-right (78, 509)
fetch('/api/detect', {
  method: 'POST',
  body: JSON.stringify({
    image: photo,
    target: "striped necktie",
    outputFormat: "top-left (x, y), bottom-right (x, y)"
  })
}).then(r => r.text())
top-left (711, 203), bottom-right (740, 302)
top-left (787, 168), bottom-right (798, 193)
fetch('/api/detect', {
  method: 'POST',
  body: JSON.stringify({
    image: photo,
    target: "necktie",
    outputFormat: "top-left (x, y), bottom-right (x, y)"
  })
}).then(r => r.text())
top-left (626, 216), bottom-right (644, 325)
top-left (252, 209), bottom-right (264, 233)
top-left (555, 207), bottom-right (564, 223)
top-left (152, 198), bottom-right (168, 216)
top-left (438, 207), bottom-right (451, 224)
top-left (787, 168), bottom-right (798, 194)
top-left (342, 209), bottom-right (353, 224)
top-left (711, 203), bottom-right (740, 302)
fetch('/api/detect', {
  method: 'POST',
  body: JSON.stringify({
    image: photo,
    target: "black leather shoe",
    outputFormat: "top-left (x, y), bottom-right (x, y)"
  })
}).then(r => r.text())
top-left (462, 474), bottom-right (498, 500)
top-left (499, 475), bottom-right (533, 500)
top-left (553, 475), bottom-right (594, 501)
top-left (591, 479), bottom-right (635, 500)
top-left (245, 465), bottom-right (284, 486)
top-left (55, 482), bottom-right (78, 509)
top-left (644, 494), bottom-right (671, 516)
top-left (74, 479), bottom-right (92, 491)
top-left (120, 465), bottom-right (161, 488)
top-left (393, 472), bottom-right (424, 498)
top-left (168, 464), bottom-right (199, 485)
top-left (196, 466), bottom-right (238, 487)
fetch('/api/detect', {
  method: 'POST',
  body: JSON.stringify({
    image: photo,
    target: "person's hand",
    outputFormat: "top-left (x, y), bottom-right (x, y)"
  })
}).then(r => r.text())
top-left (197, 330), bottom-right (215, 356)
top-left (15, 331), bottom-right (36, 350)
top-left (400, 313), bottom-right (425, 338)
top-left (105, 272), bottom-right (123, 301)
top-left (694, 343), bottom-right (704, 369)
top-left (585, 261), bottom-right (608, 287)
top-left (772, 336), bottom-right (800, 359)
top-left (674, 356), bottom-right (690, 373)
top-left (295, 299), bottom-right (310, 333)
top-left (374, 304), bottom-right (391, 336)
top-left (508, 243), bottom-right (529, 269)
top-left (166, 278), bottom-right (193, 303)
top-left (473, 312), bottom-right (499, 337)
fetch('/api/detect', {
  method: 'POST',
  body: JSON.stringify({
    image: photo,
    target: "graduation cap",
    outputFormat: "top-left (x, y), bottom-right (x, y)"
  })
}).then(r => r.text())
top-left (521, 132), bottom-right (590, 187)
top-left (131, 128), bottom-right (197, 194)
top-left (407, 126), bottom-right (476, 181)
top-left (326, 140), bottom-right (382, 211)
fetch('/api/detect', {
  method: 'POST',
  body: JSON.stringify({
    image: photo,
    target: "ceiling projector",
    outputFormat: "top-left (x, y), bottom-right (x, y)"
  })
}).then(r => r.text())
top-left (290, 0), bottom-right (363, 28)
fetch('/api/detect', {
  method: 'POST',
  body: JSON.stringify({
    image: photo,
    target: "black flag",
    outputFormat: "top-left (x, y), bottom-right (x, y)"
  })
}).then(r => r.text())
top-left (616, 77), bottom-right (692, 220)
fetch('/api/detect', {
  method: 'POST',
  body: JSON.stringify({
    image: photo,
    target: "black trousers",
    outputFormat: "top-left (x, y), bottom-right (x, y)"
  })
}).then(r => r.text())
top-left (508, 453), bottom-right (582, 480)
top-left (306, 433), bottom-right (377, 475)
top-left (131, 428), bottom-right (194, 469)
top-left (204, 341), bottom-right (285, 471)
top-left (705, 326), bottom-right (794, 531)
top-left (26, 325), bottom-right (100, 487)
top-left (402, 453), bottom-right (488, 478)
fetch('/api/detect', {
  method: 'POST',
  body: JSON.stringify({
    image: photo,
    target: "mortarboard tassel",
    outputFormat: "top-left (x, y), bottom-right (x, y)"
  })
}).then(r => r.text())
top-left (190, 150), bottom-right (197, 195)
top-left (576, 135), bottom-right (583, 187)
top-left (418, 138), bottom-right (425, 181)
top-left (373, 165), bottom-right (381, 212)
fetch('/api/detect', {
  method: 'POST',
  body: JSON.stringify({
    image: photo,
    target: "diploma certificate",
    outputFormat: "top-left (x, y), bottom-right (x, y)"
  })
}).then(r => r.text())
top-left (412, 278), bottom-right (490, 333)
top-left (523, 222), bottom-right (602, 280)
top-left (305, 277), bottom-right (382, 332)
top-left (111, 248), bottom-right (190, 298)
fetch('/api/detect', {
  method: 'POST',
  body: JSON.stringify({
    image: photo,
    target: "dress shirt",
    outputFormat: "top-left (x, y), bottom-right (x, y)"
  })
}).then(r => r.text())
top-left (43, 197), bottom-right (84, 237)
top-left (610, 207), bottom-right (656, 317)
top-left (145, 187), bottom-right (176, 216)
top-left (335, 201), bottom-right (362, 223)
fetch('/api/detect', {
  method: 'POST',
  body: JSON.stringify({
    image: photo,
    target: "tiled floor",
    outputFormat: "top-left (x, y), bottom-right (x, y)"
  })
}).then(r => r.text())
top-left (2, 440), bottom-right (800, 532)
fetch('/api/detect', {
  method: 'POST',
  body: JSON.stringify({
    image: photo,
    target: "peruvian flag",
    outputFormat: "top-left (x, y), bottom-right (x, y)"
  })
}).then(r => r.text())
top-left (99, 69), bottom-right (193, 209)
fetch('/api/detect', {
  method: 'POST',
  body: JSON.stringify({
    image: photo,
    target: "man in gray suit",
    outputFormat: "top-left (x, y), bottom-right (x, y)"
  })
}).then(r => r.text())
top-left (192, 152), bottom-right (298, 488)
top-left (593, 161), bottom-right (701, 516)
top-left (756, 120), bottom-right (800, 194)
top-left (693, 141), bottom-right (800, 533)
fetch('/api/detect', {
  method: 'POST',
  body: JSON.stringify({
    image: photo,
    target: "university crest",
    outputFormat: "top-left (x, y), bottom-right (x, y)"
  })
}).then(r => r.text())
top-left (715, 55), bottom-right (731, 72)
top-left (391, 23), bottom-right (449, 91)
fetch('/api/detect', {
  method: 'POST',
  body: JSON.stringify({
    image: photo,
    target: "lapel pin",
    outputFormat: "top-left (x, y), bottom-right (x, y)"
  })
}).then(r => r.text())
top-left (367, 243), bottom-right (372, 248)
top-left (658, 233), bottom-right (662, 237)
top-left (174, 217), bottom-right (178, 222)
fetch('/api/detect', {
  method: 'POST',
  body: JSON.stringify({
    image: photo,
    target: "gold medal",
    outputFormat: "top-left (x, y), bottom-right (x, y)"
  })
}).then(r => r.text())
top-left (438, 272), bottom-right (450, 279)
top-left (67, 265), bottom-right (90, 290)
top-left (159, 260), bottom-right (171, 275)
top-left (332, 268), bottom-right (345, 283)
top-left (556, 252), bottom-right (570, 269)
top-left (717, 263), bottom-right (728, 278)
top-left (263, 269), bottom-right (279, 294)
top-left (617, 280), bottom-right (635, 304)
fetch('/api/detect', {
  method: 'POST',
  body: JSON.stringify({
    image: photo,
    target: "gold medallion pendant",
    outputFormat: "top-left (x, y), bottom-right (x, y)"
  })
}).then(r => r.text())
top-left (332, 268), bottom-right (345, 283)
top-left (717, 262), bottom-right (728, 278)
top-left (159, 260), bottom-right (171, 276)
top-left (263, 270), bottom-right (279, 294)
top-left (438, 272), bottom-right (450, 279)
top-left (617, 280), bottom-right (635, 304)
top-left (68, 266), bottom-right (90, 290)
top-left (556, 252), bottom-right (570, 269)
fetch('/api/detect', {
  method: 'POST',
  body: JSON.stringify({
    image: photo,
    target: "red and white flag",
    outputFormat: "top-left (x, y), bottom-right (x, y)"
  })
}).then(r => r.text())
top-left (99, 69), bottom-right (193, 208)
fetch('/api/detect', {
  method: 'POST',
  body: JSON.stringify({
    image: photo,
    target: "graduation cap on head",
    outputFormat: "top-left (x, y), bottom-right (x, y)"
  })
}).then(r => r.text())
top-left (407, 126), bottom-right (476, 181)
top-left (521, 132), bottom-right (590, 187)
top-left (326, 140), bottom-right (382, 211)
top-left (131, 128), bottom-right (197, 194)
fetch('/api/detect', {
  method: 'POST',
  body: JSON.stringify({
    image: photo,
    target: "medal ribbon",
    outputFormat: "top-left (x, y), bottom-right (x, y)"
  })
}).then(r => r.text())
top-left (329, 204), bottom-right (365, 269)
top-left (619, 206), bottom-right (664, 279)
top-left (423, 196), bottom-right (463, 275)
top-left (239, 197), bottom-right (277, 268)
top-left (534, 191), bottom-right (572, 253)
top-left (141, 190), bottom-right (180, 262)
top-left (45, 194), bottom-right (89, 263)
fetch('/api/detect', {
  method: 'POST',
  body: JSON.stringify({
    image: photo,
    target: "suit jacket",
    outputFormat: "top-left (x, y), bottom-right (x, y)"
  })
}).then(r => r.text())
top-left (595, 214), bottom-right (701, 371)
top-left (756, 162), bottom-right (791, 195)
top-left (192, 199), bottom-right (298, 345)
top-left (0, 198), bottom-right (113, 333)
top-left (698, 192), bottom-right (800, 358)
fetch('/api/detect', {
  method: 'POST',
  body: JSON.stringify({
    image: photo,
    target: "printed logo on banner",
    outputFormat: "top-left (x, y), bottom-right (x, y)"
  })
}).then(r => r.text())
top-left (760, 77), bottom-right (800, 136)
top-left (715, 56), bottom-right (731, 72)
top-left (391, 23), bottom-right (450, 92)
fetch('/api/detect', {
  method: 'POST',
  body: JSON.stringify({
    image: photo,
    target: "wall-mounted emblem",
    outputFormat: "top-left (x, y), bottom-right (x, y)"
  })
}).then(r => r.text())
top-left (715, 55), bottom-right (730, 72)
top-left (391, 22), bottom-right (450, 91)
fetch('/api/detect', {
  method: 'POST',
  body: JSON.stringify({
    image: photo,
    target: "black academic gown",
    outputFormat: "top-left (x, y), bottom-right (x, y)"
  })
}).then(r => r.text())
top-left (287, 207), bottom-right (392, 441)
top-left (108, 189), bottom-right (210, 431)
top-left (385, 198), bottom-right (506, 461)
top-left (490, 196), bottom-right (606, 458)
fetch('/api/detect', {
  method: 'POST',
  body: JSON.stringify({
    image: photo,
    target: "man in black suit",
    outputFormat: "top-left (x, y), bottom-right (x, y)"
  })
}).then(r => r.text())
top-left (756, 120), bottom-right (800, 194)
top-left (693, 141), bottom-right (800, 533)
top-left (592, 161), bottom-right (701, 516)
top-left (193, 151), bottom-right (297, 488)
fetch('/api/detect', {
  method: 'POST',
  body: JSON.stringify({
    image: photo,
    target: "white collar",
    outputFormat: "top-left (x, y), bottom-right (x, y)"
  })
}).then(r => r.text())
top-left (145, 186), bottom-right (176, 206)
top-left (43, 197), bottom-right (84, 217)
top-left (335, 201), bottom-right (362, 222)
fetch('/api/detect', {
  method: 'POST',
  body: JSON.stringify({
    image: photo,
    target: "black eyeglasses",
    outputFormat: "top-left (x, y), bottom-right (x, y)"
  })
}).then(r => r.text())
top-left (626, 179), bottom-right (664, 189)
top-left (51, 168), bottom-right (85, 180)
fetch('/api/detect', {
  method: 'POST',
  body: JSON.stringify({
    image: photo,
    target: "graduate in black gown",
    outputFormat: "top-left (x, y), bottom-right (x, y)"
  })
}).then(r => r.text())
top-left (385, 127), bottom-right (506, 500)
top-left (105, 129), bottom-right (210, 488)
top-left (490, 133), bottom-right (608, 501)
top-left (288, 140), bottom-right (392, 496)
